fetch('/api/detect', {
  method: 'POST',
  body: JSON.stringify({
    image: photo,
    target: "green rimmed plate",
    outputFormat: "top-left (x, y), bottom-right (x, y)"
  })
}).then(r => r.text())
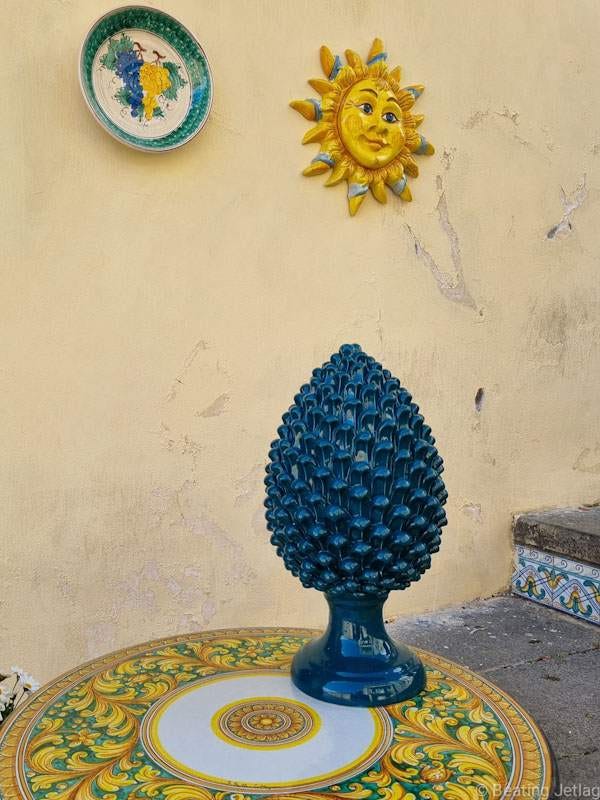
top-left (79, 5), bottom-right (213, 151)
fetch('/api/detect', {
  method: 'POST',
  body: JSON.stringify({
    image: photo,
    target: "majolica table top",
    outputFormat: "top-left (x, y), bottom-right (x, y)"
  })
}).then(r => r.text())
top-left (0, 628), bottom-right (555, 800)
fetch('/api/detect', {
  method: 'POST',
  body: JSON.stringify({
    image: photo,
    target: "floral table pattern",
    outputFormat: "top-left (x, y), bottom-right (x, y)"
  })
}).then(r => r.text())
top-left (0, 628), bottom-right (554, 800)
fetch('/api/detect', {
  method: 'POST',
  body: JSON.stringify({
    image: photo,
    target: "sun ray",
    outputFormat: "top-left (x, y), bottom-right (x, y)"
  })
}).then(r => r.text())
top-left (325, 160), bottom-right (349, 186)
top-left (319, 46), bottom-right (342, 80)
top-left (387, 173), bottom-right (412, 201)
top-left (405, 128), bottom-right (420, 148)
top-left (367, 38), bottom-right (386, 65)
top-left (348, 182), bottom-right (369, 216)
top-left (336, 65), bottom-right (358, 88)
top-left (398, 92), bottom-right (417, 112)
top-left (303, 160), bottom-right (331, 177)
top-left (289, 99), bottom-right (321, 121)
top-left (344, 49), bottom-right (364, 70)
top-left (389, 65), bottom-right (401, 82)
top-left (414, 135), bottom-right (434, 155)
top-left (403, 157), bottom-right (419, 177)
top-left (371, 179), bottom-right (387, 204)
top-left (308, 78), bottom-right (334, 96)
top-left (291, 39), bottom-right (434, 214)
top-left (301, 123), bottom-right (328, 144)
top-left (319, 46), bottom-right (335, 77)
top-left (404, 84), bottom-right (424, 99)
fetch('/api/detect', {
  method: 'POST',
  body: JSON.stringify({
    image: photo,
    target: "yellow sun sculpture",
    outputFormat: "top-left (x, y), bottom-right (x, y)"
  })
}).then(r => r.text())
top-left (290, 39), bottom-right (434, 215)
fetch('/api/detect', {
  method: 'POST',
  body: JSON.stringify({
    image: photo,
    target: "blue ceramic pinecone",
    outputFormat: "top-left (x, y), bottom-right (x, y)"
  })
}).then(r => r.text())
top-left (265, 344), bottom-right (447, 597)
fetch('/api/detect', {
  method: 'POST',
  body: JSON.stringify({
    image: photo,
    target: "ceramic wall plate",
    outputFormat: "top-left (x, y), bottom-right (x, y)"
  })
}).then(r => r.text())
top-left (79, 6), bottom-right (213, 151)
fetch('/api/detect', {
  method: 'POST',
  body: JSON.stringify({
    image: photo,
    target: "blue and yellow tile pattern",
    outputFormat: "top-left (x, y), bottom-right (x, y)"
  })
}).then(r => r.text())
top-left (512, 546), bottom-right (600, 625)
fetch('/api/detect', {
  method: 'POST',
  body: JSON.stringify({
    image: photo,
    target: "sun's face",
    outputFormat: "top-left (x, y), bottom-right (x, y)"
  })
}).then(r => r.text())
top-left (290, 39), bottom-right (434, 215)
top-left (338, 79), bottom-right (406, 169)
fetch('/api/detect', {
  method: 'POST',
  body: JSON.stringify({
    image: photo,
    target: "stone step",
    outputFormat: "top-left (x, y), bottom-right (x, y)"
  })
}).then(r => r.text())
top-left (512, 507), bottom-right (600, 626)
top-left (514, 507), bottom-right (600, 563)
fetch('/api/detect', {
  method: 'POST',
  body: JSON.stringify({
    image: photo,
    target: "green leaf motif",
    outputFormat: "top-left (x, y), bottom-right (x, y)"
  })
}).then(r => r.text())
top-left (163, 61), bottom-right (187, 100)
top-left (114, 86), bottom-right (131, 106)
top-left (153, 107), bottom-right (165, 118)
top-left (100, 34), bottom-right (134, 71)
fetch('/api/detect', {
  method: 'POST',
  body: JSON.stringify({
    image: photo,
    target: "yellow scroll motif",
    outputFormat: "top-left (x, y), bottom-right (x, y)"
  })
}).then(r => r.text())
top-left (0, 630), bottom-right (551, 800)
top-left (290, 39), bottom-right (434, 215)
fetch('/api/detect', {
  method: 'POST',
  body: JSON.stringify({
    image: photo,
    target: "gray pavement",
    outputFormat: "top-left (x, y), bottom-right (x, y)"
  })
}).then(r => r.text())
top-left (387, 595), bottom-right (600, 788)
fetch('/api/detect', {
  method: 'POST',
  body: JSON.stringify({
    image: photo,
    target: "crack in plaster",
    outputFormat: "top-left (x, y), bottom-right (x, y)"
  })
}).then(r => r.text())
top-left (158, 426), bottom-right (202, 474)
top-left (441, 147), bottom-right (457, 171)
top-left (463, 107), bottom-right (519, 129)
top-left (540, 125), bottom-right (555, 152)
top-left (376, 308), bottom-right (384, 350)
top-left (480, 644), bottom-right (600, 675)
top-left (462, 107), bottom-right (533, 148)
top-left (546, 175), bottom-right (588, 240)
top-left (495, 107), bottom-right (519, 125)
top-left (166, 339), bottom-right (209, 402)
top-left (463, 109), bottom-right (491, 129)
top-left (406, 176), bottom-right (477, 309)
top-left (557, 747), bottom-right (598, 760)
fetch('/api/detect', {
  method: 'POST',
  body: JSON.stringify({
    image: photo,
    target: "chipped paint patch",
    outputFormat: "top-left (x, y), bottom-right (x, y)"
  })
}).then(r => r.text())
top-left (526, 297), bottom-right (589, 371)
top-left (86, 622), bottom-right (118, 659)
top-left (463, 107), bottom-right (519, 129)
top-left (234, 463), bottom-right (264, 505)
top-left (546, 175), bottom-right (587, 239)
top-left (495, 107), bottom-right (519, 125)
top-left (573, 445), bottom-right (600, 474)
top-left (441, 147), bottom-right (457, 171)
top-left (475, 388), bottom-right (485, 412)
top-left (461, 504), bottom-right (483, 524)
top-left (198, 393), bottom-right (230, 418)
top-left (406, 176), bottom-right (476, 309)
top-left (463, 109), bottom-right (490, 129)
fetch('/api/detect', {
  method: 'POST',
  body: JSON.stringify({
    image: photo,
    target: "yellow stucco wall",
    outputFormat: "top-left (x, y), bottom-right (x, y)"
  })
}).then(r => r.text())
top-left (3, 0), bottom-right (599, 682)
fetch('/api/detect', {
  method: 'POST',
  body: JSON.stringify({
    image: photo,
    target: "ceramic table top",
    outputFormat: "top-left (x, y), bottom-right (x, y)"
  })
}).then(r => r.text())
top-left (0, 628), bottom-right (555, 800)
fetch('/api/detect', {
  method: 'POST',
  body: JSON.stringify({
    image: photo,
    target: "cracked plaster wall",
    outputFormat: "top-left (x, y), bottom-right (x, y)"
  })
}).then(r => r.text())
top-left (2, 0), bottom-right (600, 680)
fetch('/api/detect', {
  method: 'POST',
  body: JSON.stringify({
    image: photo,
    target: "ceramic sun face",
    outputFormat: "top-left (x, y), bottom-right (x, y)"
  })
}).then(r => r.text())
top-left (290, 39), bottom-right (434, 215)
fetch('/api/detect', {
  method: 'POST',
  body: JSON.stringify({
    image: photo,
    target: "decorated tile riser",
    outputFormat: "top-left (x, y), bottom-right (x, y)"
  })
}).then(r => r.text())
top-left (512, 546), bottom-right (600, 625)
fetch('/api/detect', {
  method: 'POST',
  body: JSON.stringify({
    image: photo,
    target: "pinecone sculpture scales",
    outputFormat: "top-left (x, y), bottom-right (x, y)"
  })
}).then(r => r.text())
top-left (265, 344), bottom-right (448, 706)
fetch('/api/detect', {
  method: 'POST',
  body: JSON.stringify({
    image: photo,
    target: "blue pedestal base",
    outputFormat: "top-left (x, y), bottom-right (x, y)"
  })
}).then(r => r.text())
top-left (291, 593), bottom-right (425, 707)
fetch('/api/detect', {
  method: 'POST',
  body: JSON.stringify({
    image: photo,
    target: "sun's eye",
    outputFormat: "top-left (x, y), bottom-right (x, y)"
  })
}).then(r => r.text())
top-left (383, 111), bottom-right (398, 123)
top-left (358, 102), bottom-right (373, 115)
